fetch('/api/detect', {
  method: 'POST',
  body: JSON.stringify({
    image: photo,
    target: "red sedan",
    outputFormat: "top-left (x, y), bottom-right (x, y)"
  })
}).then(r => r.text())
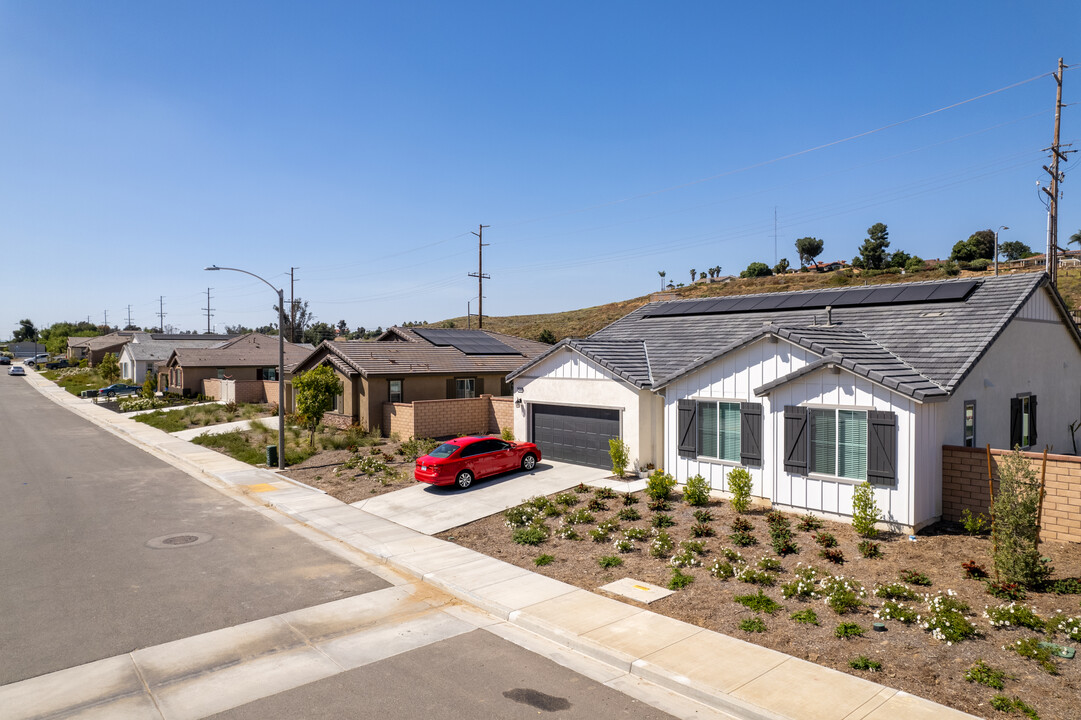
top-left (415, 436), bottom-right (541, 489)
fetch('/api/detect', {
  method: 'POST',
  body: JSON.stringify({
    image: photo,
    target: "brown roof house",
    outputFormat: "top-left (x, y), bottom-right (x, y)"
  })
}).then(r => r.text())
top-left (67, 331), bottom-right (234, 367)
top-left (290, 327), bottom-right (549, 438)
top-left (161, 332), bottom-right (313, 404)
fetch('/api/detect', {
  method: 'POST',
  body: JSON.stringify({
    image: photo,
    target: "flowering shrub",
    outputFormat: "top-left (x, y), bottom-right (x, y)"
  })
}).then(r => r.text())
top-left (874, 600), bottom-right (918, 624)
top-left (734, 565), bottom-right (775, 586)
top-left (874, 583), bottom-right (918, 601)
top-left (710, 559), bottom-right (735, 579)
top-left (504, 505), bottom-right (538, 528)
top-left (562, 508), bottom-right (594, 525)
top-left (589, 528), bottom-right (611, 543)
top-left (962, 560), bottom-right (988, 579)
top-left (984, 603), bottom-right (1046, 632)
top-left (721, 548), bottom-right (745, 563)
top-left (1006, 637), bottom-right (1058, 675)
top-left (690, 522), bottom-right (715, 538)
top-left (919, 591), bottom-right (977, 645)
top-left (899, 569), bottom-right (932, 586)
top-left (1054, 615), bottom-right (1081, 641)
top-left (757, 556), bottom-right (782, 572)
top-left (813, 532), bottom-right (838, 548)
top-left (623, 527), bottom-right (649, 541)
top-left (683, 473), bottom-right (711, 506)
top-left (986, 580), bottom-right (1026, 601)
top-left (612, 538), bottom-right (634, 553)
top-left (645, 469), bottom-right (676, 501)
top-left (857, 541), bottom-right (882, 559)
top-left (819, 547), bottom-right (845, 564)
top-left (555, 492), bottom-right (579, 507)
top-left (781, 565), bottom-right (823, 600)
top-left (555, 526), bottom-right (580, 540)
top-left (649, 530), bottom-right (675, 558)
top-left (669, 549), bottom-right (702, 568)
top-left (821, 576), bottom-right (865, 614)
top-left (797, 514), bottom-right (823, 532)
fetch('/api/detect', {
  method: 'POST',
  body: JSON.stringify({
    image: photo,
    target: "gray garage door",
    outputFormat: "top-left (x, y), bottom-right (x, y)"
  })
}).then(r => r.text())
top-left (531, 404), bottom-right (620, 469)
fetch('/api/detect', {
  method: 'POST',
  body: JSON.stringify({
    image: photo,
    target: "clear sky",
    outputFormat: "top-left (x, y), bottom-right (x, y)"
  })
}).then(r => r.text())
top-left (2, 1), bottom-right (1078, 337)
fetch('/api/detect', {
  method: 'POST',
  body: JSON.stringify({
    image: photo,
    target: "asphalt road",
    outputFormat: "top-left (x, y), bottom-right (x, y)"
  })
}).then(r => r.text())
top-left (0, 372), bottom-right (388, 685)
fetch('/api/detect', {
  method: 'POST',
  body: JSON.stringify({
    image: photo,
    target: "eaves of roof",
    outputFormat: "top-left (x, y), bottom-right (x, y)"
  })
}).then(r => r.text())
top-left (506, 339), bottom-right (651, 389)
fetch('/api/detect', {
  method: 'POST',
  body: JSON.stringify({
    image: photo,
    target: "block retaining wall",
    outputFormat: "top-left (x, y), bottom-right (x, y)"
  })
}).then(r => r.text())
top-left (942, 445), bottom-right (1081, 544)
top-left (383, 395), bottom-right (511, 440)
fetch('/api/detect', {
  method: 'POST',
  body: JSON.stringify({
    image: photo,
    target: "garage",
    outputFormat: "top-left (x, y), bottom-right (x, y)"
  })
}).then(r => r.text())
top-left (531, 403), bottom-right (620, 469)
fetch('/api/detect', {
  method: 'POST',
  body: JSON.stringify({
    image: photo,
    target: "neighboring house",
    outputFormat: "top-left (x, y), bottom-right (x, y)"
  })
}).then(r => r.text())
top-left (507, 273), bottom-right (1081, 532)
top-left (118, 332), bottom-right (233, 382)
top-left (806, 260), bottom-right (849, 272)
top-left (66, 332), bottom-right (130, 366)
top-left (290, 326), bottom-right (549, 433)
top-left (160, 333), bottom-right (312, 400)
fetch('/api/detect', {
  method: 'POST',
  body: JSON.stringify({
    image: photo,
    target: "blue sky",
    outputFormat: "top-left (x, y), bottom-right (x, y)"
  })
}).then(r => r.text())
top-left (2, 2), bottom-right (1078, 337)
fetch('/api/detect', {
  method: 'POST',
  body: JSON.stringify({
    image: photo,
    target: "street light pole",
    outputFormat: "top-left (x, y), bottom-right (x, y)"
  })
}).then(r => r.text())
top-left (205, 265), bottom-right (285, 470)
top-left (994, 226), bottom-right (1009, 277)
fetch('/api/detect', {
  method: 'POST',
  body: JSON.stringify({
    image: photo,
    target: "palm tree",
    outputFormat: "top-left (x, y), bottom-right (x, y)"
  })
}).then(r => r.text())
top-left (1069, 230), bottom-right (1081, 248)
top-left (658, 270), bottom-right (666, 290)
top-left (690, 268), bottom-right (696, 284)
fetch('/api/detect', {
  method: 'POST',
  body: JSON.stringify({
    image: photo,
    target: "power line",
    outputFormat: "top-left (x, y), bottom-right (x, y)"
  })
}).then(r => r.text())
top-left (468, 225), bottom-right (490, 329)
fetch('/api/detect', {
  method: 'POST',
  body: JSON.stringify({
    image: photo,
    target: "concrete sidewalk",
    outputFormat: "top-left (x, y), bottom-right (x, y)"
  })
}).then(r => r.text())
top-left (16, 371), bottom-right (977, 720)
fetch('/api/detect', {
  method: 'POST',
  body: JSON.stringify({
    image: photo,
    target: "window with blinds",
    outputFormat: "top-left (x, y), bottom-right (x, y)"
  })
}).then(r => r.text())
top-left (811, 408), bottom-right (867, 481)
top-left (696, 401), bottom-right (741, 462)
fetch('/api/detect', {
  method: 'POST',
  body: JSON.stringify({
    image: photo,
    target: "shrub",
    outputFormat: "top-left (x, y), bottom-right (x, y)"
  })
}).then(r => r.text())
top-left (608, 438), bottom-right (630, 477)
top-left (1007, 637), bottom-right (1058, 675)
top-left (645, 469), bottom-right (676, 500)
top-left (556, 526), bottom-right (580, 540)
top-left (734, 565), bottom-right (775, 586)
top-left (757, 556), bottom-right (782, 572)
top-left (791, 608), bottom-right (820, 625)
top-left (899, 569), bottom-right (932, 586)
top-left (594, 486), bottom-right (617, 500)
top-left (650, 530), bottom-right (675, 558)
top-left (987, 580), bottom-right (1026, 601)
top-left (990, 695), bottom-right (1040, 719)
top-left (622, 492), bottom-right (640, 506)
top-left (534, 554), bottom-right (555, 566)
top-left (501, 426), bottom-right (515, 442)
top-left (587, 497), bottom-right (609, 512)
top-left (857, 541), bottom-right (882, 559)
top-left (555, 492), bottom-right (579, 507)
top-left (727, 467), bottom-right (753, 513)
top-left (563, 508), bottom-right (594, 525)
top-left (589, 528), bottom-right (611, 543)
top-left (797, 514), bottom-right (823, 532)
top-left (669, 549), bottom-right (701, 568)
top-left (681, 539), bottom-right (707, 555)
top-left (399, 436), bottom-right (439, 461)
top-left (874, 600), bottom-right (918, 624)
top-left (710, 560), bottom-right (735, 579)
top-left (731, 516), bottom-right (753, 532)
top-left (875, 582), bottom-right (918, 601)
top-left (920, 592), bottom-right (978, 645)
top-left (1053, 615), bottom-right (1081, 641)
top-left (683, 474), bottom-right (711, 506)
top-left (693, 509), bottom-right (714, 523)
top-left (849, 656), bottom-right (881, 672)
top-left (690, 522), bottom-right (714, 538)
top-left (822, 576), bottom-right (865, 614)
top-left (772, 536), bottom-right (799, 556)
top-left (782, 566), bottom-right (823, 599)
top-left (573, 482), bottom-right (590, 494)
top-left (623, 526), bottom-right (649, 541)
top-left (735, 589), bottom-right (782, 614)
top-left (850, 482), bottom-right (881, 538)
top-left (834, 622), bottom-right (864, 639)
top-left (512, 524), bottom-right (549, 546)
top-left (984, 603), bottom-right (1046, 632)
top-left (813, 532), bottom-right (838, 548)
top-left (739, 617), bottom-right (767, 633)
top-left (960, 508), bottom-right (990, 535)
top-left (819, 547), bottom-right (845, 564)
top-left (992, 449), bottom-right (1053, 588)
top-left (652, 513), bottom-right (676, 528)
top-left (668, 567), bottom-right (695, 590)
top-left (647, 497), bottom-right (670, 512)
top-left (964, 660), bottom-right (1008, 690)
top-left (618, 507), bottom-right (641, 522)
top-left (730, 530), bottom-right (757, 547)
top-left (1045, 577), bottom-right (1081, 594)
top-left (721, 548), bottom-right (745, 563)
top-left (598, 555), bottom-right (623, 569)
top-left (612, 538), bottom-right (634, 553)
top-left (962, 560), bottom-right (988, 579)
top-left (504, 505), bottom-right (538, 527)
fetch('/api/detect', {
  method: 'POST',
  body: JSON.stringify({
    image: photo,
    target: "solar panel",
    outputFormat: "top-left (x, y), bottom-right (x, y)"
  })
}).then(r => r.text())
top-left (641, 279), bottom-right (982, 319)
top-left (412, 328), bottom-right (521, 355)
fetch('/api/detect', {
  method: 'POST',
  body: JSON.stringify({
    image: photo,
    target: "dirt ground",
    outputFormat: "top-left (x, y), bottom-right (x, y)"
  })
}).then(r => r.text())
top-left (283, 440), bottom-right (418, 504)
top-left (438, 489), bottom-right (1081, 720)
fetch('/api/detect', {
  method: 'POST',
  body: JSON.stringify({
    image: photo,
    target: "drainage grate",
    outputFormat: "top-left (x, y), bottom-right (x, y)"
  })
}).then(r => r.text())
top-left (146, 532), bottom-right (213, 549)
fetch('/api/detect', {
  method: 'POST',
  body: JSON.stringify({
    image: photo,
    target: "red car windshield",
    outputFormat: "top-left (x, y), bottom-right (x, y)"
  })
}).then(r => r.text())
top-left (428, 443), bottom-right (460, 459)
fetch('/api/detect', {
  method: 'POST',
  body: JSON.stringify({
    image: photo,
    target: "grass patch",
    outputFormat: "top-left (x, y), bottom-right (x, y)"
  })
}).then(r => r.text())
top-left (849, 656), bottom-right (881, 672)
top-left (739, 617), bottom-right (767, 633)
top-left (791, 608), bottom-right (820, 625)
top-left (834, 622), bottom-right (864, 639)
top-left (534, 554), bottom-right (555, 566)
top-left (734, 590), bottom-right (782, 614)
top-left (964, 660), bottom-right (1008, 690)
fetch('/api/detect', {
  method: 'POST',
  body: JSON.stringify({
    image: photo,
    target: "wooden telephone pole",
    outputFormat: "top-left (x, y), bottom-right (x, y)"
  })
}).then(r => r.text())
top-left (468, 225), bottom-right (490, 329)
top-left (1042, 58), bottom-right (1071, 285)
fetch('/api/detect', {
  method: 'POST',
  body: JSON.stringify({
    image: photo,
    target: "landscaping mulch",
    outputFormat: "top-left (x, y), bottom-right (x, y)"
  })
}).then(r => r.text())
top-left (283, 440), bottom-right (417, 504)
top-left (438, 491), bottom-right (1081, 720)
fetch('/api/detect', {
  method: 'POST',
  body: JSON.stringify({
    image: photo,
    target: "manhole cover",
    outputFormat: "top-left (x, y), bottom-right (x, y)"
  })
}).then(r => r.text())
top-left (146, 532), bottom-right (213, 549)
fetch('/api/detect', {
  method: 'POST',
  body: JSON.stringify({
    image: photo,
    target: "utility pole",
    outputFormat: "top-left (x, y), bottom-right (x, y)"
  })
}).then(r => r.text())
top-left (103, 310), bottom-right (108, 328)
top-left (467, 300), bottom-right (471, 330)
top-left (773, 207), bottom-right (778, 267)
top-left (1042, 57), bottom-right (1071, 286)
top-left (203, 288), bottom-right (215, 333)
top-left (290, 267), bottom-right (299, 342)
top-left (157, 296), bottom-right (166, 332)
top-left (126, 305), bottom-right (133, 329)
top-left (468, 225), bottom-right (490, 329)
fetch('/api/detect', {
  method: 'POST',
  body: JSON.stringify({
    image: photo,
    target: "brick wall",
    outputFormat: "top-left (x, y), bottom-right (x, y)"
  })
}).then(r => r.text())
top-left (383, 395), bottom-right (507, 440)
top-left (202, 378), bottom-right (221, 399)
top-left (943, 445), bottom-right (1081, 544)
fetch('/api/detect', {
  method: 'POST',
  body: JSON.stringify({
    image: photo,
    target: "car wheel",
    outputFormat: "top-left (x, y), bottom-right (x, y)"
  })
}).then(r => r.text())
top-left (454, 470), bottom-right (474, 489)
top-left (106, 391), bottom-right (116, 398)
top-left (521, 453), bottom-right (537, 471)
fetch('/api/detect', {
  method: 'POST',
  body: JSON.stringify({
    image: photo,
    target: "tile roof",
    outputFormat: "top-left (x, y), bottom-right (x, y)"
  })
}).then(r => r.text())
top-left (294, 326), bottom-right (550, 377)
top-left (509, 273), bottom-right (1072, 401)
top-left (123, 333), bottom-right (229, 362)
top-left (167, 333), bottom-right (311, 370)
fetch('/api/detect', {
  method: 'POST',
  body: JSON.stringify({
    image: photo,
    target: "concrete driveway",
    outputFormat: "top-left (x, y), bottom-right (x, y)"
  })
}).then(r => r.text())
top-left (350, 461), bottom-right (632, 535)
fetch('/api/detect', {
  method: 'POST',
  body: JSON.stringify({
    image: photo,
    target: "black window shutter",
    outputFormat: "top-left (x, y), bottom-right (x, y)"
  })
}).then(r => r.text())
top-left (677, 399), bottom-right (697, 459)
top-left (783, 405), bottom-right (808, 474)
top-left (866, 411), bottom-right (897, 484)
top-left (1030, 395), bottom-right (1038, 447)
top-left (446, 378), bottom-right (456, 398)
top-left (475, 377), bottom-right (485, 395)
top-left (740, 402), bottom-right (763, 467)
top-left (1010, 397), bottom-right (1021, 448)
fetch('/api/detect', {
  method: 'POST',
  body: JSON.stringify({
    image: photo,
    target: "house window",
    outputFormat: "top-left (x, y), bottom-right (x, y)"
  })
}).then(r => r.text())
top-left (1011, 394), bottom-right (1037, 448)
top-left (261, 367), bottom-right (278, 381)
top-left (964, 401), bottom-right (976, 447)
top-left (810, 408), bottom-right (867, 481)
top-left (456, 378), bottom-right (475, 398)
top-left (334, 392), bottom-right (344, 413)
top-left (697, 401), bottom-right (741, 462)
top-left (389, 379), bottom-right (403, 403)
top-left (217, 369), bottom-right (225, 379)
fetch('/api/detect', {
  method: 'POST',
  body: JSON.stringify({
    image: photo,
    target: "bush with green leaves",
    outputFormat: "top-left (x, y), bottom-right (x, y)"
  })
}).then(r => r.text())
top-left (598, 555), bottom-right (623, 569)
top-left (692, 509), bottom-right (714, 523)
top-left (618, 507), bottom-right (641, 522)
top-left (589, 528), bottom-right (611, 543)
top-left (984, 603), bottom-right (1045, 632)
top-left (512, 524), bottom-right (549, 546)
top-left (690, 521), bottom-right (714, 538)
top-left (669, 549), bottom-right (701, 568)
top-left (857, 540), bottom-right (882, 559)
top-left (782, 565), bottom-right (823, 600)
top-left (874, 582), bottom-right (917, 600)
top-left (990, 695), bottom-right (1040, 719)
top-left (652, 513), bottom-right (675, 528)
top-left (739, 617), bottom-right (767, 633)
top-left (797, 514), bottom-right (822, 532)
top-left (819, 547), bottom-right (845, 565)
top-left (735, 589), bottom-right (782, 614)
top-left (645, 470), bottom-right (676, 501)
top-left (562, 508), bottom-right (594, 525)
top-left (986, 580), bottom-right (1026, 601)
top-left (555, 526), bottom-right (580, 540)
top-left (534, 554), bottom-right (555, 566)
top-left (398, 436), bottom-right (439, 461)
top-left (1007, 637), bottom-right (1058, 675)
top-left (721, 548), bottom-right (745, 563)
top-left (848, 656), bottom-right (881, 672)
top-left (791, 608), bottom-right (819, 625)
top-left (612, 538), bottom-right (634, 553)
top-left (850, 481), bottom-right (882, 538)
top-left (587, 497), bottom-right (609, 512)
top-left (608, 438), bottom-right (629, 477)
top-left (727, 467), bottom-right (753, 513)
top-left (683, 473), bottom-right (710, 506)
top-left (960, 508), bottom-right (989, 535)
top-left (874, 600), bottom-right (918, 624)
top-left (649, 530), bottom-right (675, 558)
top-left (710, 560), bottom-right (735, 579)
top-left (594, 486), bottom-right (616, 500)
top-left (504, 505), bottom-right (539, 528)
top-left (813, 531), bottom-right (838, 548)
top-left (668, 567), bottom-right (694, 590)
top-left (821, 576), bottom-right (865, 614)
top-left (734, 565), bottom-right (775, 586)
top-left (1054, 615), bottom-right (1081, 642)
top-left (555, 492), bottom-right (579, 507)
top-left (919, 592), bottom-right (977, 645)
top-left (623, 526), bottom-right (649, 541)
top-left (992, 449), bottom-right (1053, 589)
top-left (757, 556), bottom-right (782, 572)
top-left (622, 492), bottom-right (639, 506)
top-left (964, 660), bottom-right (1008, 690)
top-left (647, 497), bottom-right (670, 512)
top-left (834, 622), bottom-right (864, 639)
top-left (899, 569), bottom-right (932, 586)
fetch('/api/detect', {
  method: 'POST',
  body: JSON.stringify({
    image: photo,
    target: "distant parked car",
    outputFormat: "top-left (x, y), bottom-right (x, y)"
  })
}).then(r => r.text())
top-left (97, 383), bottom-right (141, 398)
top-left (0, 356), bottom-right (10, 365)
top-left (45, 358), bottom-right (69, 369)
top-left (414, 436), bottom-right (541, 489)
top-left (24, 353), bottom-right (49, 366)
top-left (9, 366), bottom-right (26, 376)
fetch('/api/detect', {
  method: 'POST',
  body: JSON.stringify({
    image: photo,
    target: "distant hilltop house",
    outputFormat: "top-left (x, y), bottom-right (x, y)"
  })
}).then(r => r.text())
top-left (806, 259), bottom-right (849, 272)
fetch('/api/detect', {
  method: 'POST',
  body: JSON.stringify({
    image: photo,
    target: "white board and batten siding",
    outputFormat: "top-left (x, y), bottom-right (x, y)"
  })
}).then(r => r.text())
top-left (665, 336), bottom-right (922, 529)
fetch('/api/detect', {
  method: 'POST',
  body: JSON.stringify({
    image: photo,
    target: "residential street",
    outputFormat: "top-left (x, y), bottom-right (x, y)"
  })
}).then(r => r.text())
top-left (0, 375), bottom-right (693, 719)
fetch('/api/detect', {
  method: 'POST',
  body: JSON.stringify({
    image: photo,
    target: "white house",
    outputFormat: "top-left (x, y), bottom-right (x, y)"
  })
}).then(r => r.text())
top-left (508, 273), bottom-right (1081, 532)
top-left (118, 333), bottom-right (233, 382)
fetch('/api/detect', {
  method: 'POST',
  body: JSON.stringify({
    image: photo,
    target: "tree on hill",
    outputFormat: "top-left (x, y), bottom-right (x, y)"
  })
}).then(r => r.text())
top-left (689, 268), bottom-right (696, 284)
top-left (852, 223), bottom-right (890, 270)
top-left (304, 322), bottom-right (336, 346)
top-left (1068, 229), bottom-right (1081, 248)
top-left (950, 229), bottom-right (995, 262)
top-left (795, 237), bottom-right (824, 269)
top-left (273, 298), bottom-right (314, 343)
top-left (740, 261), bottom-right (773, 278)
top-left (773, 258), bottom-right (790, 274)
top-left (12, 319), bottom-right (37, 343)
top-left (1000, 240), bottom-right (1034, 261)
top-left (292, 365), bottom-right (343, 447)
top-left (538, 329), bottom-right (557, 344)
top-left (887, 250), bottom-right (911, 269)
top-left (657, 270), bottom-right (666, 290)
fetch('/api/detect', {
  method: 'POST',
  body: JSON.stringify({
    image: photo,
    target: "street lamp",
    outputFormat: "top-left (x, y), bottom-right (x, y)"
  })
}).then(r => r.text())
top-left (994, 226), bottom-right (1009, 276)
top-left (205, 265), bottom-right (285, 470)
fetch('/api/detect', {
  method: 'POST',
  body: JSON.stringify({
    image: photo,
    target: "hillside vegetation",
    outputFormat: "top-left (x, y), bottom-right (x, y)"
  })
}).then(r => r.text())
top-left (438, 267), bottom-right (1060, 343)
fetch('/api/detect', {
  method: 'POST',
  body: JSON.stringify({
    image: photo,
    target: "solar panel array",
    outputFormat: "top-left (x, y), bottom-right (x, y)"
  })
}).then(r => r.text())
top-left (643, 280), bottom-right (980, 318)
top-left (413, 328), bottom-right (522, 355)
